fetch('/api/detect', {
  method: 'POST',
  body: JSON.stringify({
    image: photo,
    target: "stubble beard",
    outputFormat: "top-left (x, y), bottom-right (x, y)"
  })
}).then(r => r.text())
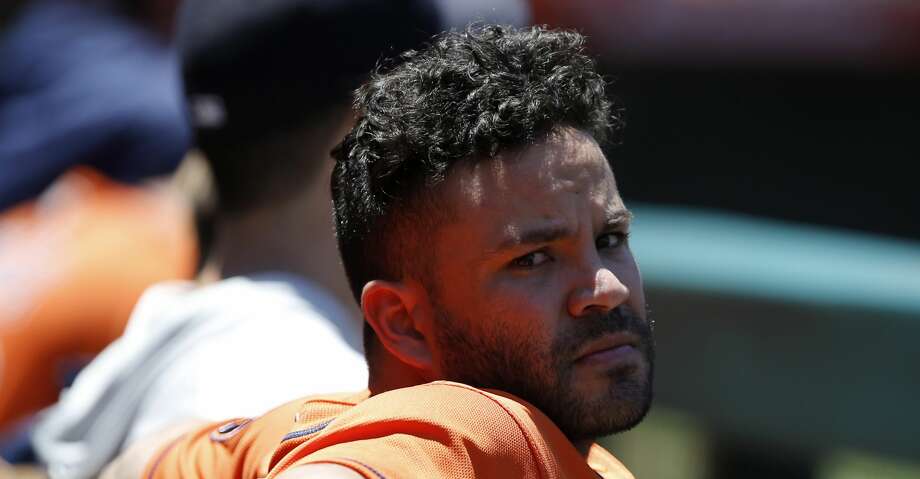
top-left (435, 304), bottom-right (655, 444)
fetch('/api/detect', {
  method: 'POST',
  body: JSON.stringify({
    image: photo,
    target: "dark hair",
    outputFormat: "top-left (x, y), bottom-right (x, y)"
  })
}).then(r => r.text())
top-left (332, 24), bottom-right (622, 306)
top-left (176, 0), bottom-right (439, 213)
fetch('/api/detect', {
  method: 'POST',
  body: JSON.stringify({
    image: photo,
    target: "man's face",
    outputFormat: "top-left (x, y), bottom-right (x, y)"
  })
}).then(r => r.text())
top-left (426, 128), bottom-right (654, 442)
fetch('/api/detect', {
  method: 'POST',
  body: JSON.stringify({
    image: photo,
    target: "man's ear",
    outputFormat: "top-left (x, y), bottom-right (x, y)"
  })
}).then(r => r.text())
top-left (361, 280), bottom-right (433, 372)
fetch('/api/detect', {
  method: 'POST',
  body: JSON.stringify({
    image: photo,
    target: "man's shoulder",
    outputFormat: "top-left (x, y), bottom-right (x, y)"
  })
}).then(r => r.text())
top-left (358, 381), bottom-right (535, 424)
top-left (326, 381), bottom-right (552, 453)
top-left (271, 383), bottom-right (629, 478)
top-left (373, 383), bottom-right (635, 479)
top-left (271, 382), bottom-right (541, 457)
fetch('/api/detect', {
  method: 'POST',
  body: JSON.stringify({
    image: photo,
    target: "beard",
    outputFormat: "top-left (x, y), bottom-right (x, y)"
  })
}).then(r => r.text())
top-left (435, 304), bottom-right (655, 443)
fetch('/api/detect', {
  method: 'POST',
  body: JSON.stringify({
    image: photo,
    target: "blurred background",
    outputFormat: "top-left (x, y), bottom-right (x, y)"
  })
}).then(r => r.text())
top-left (1, 0), bottom-right (918, 478)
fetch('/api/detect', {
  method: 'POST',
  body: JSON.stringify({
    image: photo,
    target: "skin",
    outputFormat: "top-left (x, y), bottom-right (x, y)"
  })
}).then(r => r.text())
top-left (282, 127), bottom-right (653, 477)
top-left (430, 128), bottom-right (653, 448)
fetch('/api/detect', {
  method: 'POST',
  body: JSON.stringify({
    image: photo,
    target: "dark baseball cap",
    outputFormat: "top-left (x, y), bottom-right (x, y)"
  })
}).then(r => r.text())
top-left (176, 0), bottom-right (441, 141)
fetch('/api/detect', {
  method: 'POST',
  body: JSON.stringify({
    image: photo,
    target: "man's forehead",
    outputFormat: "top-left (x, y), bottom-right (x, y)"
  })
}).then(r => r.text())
top-left (448, 129), bottom-right (617, 207)
top-left (432, 128), bottom-right (625, 249)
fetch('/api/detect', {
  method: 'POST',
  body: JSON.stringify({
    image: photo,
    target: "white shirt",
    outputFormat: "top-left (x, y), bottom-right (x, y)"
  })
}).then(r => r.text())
top-left (32, 273), bottom-right (367, 479)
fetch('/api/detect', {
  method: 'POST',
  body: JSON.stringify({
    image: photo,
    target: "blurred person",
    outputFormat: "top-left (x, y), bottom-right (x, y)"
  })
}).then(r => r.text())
top-left (30, 0), bottom-right (440, 478)
top-left (0, 0), bottom-right (189, 210)
top-left (0, 0), bottom-right (193, 452)
top-left (109, 24), bottom-right (654, 479)
top-left (0, 168), bottom-right (197, 438)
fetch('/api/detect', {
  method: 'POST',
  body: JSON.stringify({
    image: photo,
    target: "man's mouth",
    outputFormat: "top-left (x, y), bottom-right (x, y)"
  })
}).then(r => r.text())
top-left (573, 332), bottom-right (641, 366)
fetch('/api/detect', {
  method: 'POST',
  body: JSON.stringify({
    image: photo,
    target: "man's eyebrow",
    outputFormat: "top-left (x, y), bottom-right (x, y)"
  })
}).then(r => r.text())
top-left (489, 209), bottom-right (633, 254)
top-left (492, 224), bottom-right (573, 253)
top-left (605, 208), bottom-right (634, 228)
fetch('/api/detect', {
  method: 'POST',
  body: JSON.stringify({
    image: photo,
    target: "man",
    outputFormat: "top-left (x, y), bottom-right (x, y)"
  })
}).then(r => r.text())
top-left (31, 1), bottom-right (439, 477)
top-left (0, 167), bottom-right (196, 433)
top-left (117, 24), bottom-right (654, 479)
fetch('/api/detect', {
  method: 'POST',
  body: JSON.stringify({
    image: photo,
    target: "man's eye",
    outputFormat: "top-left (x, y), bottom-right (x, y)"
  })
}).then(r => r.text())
top-left (597, 232), bottom-right (628, 250)
top-left (510, 251), bottom-right (551, 268)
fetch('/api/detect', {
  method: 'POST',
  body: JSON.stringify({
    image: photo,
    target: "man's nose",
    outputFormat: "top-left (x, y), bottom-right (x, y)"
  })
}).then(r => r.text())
top-left (567, 266), bottom-right (630, 318)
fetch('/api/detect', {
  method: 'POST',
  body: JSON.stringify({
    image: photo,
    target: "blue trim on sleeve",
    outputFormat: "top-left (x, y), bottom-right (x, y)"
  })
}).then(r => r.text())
top-left (280, 419), bottom-right (334, 442)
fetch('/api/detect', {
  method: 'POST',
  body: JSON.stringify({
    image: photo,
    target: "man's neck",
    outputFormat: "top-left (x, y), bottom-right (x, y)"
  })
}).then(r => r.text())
top-left (208, 200), bottom-right (323, 279)
top-left (366, 350), bottom-right (432, 397)
top-left (201, 185), bottom-right (357, 317)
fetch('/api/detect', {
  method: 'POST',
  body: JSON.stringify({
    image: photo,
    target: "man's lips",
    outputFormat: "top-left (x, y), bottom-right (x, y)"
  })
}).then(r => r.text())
top-left (573, 332), bottom-right (640, 364)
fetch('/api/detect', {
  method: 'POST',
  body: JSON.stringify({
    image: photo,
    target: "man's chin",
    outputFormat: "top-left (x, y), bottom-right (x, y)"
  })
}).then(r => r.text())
top-left (608, 391), bottom-right (653, 433)
top-left (563, 375), bottom-right (654, 440)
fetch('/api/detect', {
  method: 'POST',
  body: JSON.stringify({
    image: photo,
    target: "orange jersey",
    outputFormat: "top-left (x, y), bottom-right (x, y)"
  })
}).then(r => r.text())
top-left (145, 381), bottom-right (634, 479)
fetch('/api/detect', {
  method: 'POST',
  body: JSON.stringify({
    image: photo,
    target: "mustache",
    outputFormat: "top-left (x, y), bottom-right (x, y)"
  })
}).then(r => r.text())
top-left (553, 305), bottom-right (653, 360)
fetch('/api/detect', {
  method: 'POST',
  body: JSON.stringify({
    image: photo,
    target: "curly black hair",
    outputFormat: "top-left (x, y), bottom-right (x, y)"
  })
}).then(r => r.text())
top-left (332, 23), bottom-right (623, 306)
